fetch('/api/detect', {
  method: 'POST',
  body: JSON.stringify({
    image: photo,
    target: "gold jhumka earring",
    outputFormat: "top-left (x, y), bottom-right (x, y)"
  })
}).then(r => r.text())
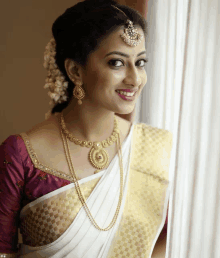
top-left (73, 81), bottom-right (85, 105)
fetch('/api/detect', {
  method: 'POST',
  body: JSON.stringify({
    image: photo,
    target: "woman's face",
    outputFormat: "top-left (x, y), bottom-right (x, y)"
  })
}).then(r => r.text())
top-left (80, 26), bottom-right (147, 115)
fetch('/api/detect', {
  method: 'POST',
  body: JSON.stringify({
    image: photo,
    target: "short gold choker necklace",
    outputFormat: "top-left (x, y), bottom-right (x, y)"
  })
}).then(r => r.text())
top-left (60, 112), bottom-right (119, 170)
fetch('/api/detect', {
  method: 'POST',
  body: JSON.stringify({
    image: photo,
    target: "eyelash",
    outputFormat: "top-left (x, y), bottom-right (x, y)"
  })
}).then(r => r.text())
top-left (108, 58), bottom-right (148, 68)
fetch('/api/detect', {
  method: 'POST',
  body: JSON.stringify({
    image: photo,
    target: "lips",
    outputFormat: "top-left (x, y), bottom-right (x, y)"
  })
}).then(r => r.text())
top-left (115, 89), bottom-right (137, 101)
top-left (115, 89), bottom-right (138, 93)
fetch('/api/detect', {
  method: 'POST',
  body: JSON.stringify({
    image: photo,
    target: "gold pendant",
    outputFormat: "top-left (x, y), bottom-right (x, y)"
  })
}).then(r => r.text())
top-left (88, 142), bottom-right (109, 170)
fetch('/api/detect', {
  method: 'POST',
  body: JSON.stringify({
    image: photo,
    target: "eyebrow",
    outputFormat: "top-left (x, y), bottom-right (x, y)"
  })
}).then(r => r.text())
top-left (105, 50), bottom-right (147, 58)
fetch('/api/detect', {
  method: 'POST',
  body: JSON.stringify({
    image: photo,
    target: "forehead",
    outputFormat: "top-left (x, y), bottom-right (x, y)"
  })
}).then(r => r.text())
top-left (92, 26), bottom-right (146, 59)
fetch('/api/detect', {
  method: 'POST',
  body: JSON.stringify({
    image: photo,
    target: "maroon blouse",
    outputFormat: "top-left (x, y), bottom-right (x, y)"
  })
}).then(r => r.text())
top-left (0, 134), bottom-right (168, 254)
top-left (0, 134), bottom-right (71, 254)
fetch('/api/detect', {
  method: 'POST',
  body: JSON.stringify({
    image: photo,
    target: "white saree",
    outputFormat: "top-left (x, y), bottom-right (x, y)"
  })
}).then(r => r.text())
top-left (18, 123), bottom-right (173, 258)
top-left (18, 124), bottom-right (134, 258)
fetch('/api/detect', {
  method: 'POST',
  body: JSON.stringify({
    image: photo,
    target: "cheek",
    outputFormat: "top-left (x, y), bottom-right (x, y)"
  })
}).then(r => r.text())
top-left (138, 74), bottom-right (147, 93)
top-left (90, 71), bottom-right (118, 93)
top-left (84, 73), bottom-right (112, 98)
top-left (142, 72), bottom-right (147, 86)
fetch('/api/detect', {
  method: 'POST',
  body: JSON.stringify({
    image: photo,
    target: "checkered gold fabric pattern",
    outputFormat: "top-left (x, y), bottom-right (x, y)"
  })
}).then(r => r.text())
top-left (20, 177), bottom-right (101, 247)
top-left (107, 123), bottom-right (173, 258)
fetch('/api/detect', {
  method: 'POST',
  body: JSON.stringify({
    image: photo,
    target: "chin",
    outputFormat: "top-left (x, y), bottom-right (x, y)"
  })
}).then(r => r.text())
top-left (114, 106), bottom-right (135, 115)
top-left (117, 110), bottom-right (133, 115)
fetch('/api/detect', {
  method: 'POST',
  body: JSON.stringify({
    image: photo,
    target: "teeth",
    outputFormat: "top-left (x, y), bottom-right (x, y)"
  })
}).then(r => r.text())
top-left (116, 90), bottom-right (135, 97)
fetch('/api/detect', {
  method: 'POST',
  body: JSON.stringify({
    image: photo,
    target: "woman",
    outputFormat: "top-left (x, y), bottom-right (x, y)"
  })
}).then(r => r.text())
top-left (0, 0), bottom-right (173, 257)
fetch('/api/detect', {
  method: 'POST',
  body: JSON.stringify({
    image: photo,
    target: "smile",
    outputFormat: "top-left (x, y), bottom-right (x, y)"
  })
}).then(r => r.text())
top-left (115, 90), bottom-right (135, 97)
top-left (115, 90), bottom-right (137, 101)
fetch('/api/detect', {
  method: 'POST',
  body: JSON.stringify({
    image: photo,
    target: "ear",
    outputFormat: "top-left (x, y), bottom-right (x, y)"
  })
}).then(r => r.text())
top-left (64, 58), bottom-right (83, 84)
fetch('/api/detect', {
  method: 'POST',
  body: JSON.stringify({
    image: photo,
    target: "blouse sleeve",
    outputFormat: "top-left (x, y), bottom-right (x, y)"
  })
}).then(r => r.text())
top-left (0, 135), bottom-right (25, 256)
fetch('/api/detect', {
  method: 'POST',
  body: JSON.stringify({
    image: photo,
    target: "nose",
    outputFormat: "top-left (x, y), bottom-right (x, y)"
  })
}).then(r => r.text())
top-left (124, 64), bottom-right (142, 87)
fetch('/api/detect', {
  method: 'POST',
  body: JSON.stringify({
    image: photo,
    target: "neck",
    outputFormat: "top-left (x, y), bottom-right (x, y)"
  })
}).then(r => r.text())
top-left (61, 99), bottom-right (116, 142)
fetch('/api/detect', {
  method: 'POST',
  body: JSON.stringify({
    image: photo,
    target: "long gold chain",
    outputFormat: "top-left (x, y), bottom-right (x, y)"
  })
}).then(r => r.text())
top-left (59, 114), bottom-right (124, 231)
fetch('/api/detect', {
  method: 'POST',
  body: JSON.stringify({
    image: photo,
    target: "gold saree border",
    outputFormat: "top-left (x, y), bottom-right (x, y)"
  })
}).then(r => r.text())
top-left (19, 132), bottom-right (74, 182)
top-left (19, 176), bottom-right (101, 247)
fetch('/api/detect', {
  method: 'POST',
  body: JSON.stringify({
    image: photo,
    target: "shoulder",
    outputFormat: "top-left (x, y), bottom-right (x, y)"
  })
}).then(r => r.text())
top-left (25, 113), bottom-right (60, 148)
top-left (0, 114), bottom-right (60, 167)
top-left (0, 134), bottom-right (27, 181)
top-left (1, 134), bottom-right (22, 147)
top-left (0, 134), bottom-right (24, 158)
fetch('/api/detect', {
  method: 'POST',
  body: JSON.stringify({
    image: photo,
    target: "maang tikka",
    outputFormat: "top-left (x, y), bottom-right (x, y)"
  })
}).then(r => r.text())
top-left (111, 5), bottom-right (144, 47)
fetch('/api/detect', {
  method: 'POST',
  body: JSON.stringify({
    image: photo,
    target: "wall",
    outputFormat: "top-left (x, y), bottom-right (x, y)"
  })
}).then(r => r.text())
top-left (0, 0), bottom-right (79, 143)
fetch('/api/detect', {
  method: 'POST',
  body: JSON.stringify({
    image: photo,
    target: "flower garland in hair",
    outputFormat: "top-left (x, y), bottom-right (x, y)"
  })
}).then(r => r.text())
top-left (43, 38), bottom-right (69, 118)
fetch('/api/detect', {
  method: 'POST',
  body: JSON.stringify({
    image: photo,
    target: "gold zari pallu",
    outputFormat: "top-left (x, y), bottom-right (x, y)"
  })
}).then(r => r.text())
top-left (107, 123), bottom-right (172, 258)
top-left (14, 123), bottom-right (173, 258)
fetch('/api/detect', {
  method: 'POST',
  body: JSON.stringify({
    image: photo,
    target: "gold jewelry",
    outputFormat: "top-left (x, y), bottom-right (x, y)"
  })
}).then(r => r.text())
top-left (59, 114), bottom-right (124, 231)
top-left (121, 20), bottom-right (144, 46)
top-left (73, 81), bottom-right (85, 105)
top-left (111, 5), bottom-right (144, 47)
top-left (60, 112), bottom-right (119, 170)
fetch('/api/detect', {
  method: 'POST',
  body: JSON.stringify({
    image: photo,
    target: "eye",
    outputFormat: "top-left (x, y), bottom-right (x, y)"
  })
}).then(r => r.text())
top-left (108, 58), bottom-right (148, 68)
top-left (108, 59), bottom-right (124, 68)
top-left (136, 58), bottom-right (148, 67)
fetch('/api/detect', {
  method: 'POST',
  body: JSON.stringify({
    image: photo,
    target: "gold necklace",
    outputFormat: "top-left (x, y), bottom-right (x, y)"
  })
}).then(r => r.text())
top-left (60, 112), bottom-right (119, 170)
top-left (59, 114), bottom-right (124, 231)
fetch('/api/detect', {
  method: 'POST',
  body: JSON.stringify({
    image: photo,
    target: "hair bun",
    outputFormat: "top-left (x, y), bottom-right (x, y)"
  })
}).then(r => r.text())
top-left (84, 0), bottom-right (118, 7)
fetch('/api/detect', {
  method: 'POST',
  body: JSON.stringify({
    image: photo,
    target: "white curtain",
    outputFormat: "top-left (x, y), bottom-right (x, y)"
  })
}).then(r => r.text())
top-left (135, 0), bottom-right (220, 257)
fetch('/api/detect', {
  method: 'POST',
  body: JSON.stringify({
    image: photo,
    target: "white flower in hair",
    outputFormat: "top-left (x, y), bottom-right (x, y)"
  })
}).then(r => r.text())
top-left (43, 38), bottom-right (69, 106)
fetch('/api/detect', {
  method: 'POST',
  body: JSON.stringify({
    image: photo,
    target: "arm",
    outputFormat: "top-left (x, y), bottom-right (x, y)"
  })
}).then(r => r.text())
top-left (152, 205), bottom-right (169, 258)
top-left (0, 135), bottom-right (25, 257)
top-left (151, 225), bottom-right (167, 258)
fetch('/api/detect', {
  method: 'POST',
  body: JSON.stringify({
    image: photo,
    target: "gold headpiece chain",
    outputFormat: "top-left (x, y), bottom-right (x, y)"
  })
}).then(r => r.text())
top-left (59, 113), bottom-right (124, 231)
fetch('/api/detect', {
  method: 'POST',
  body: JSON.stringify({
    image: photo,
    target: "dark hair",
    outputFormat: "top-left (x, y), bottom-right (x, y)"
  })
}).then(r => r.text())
top-left (51, 0), bottom-right (148, 114)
